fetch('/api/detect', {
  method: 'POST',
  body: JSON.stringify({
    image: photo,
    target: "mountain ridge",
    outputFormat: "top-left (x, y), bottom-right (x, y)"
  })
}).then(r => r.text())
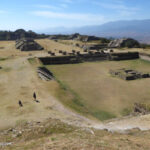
top-left (38, 19), bottom-right (150, 43)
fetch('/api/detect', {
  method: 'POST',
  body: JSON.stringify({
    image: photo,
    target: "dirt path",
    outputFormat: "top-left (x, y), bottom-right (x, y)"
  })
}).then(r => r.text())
top-left (0, 55), bottom-right (95, 130)
top-left (0, 51), bottom-right (150, 132)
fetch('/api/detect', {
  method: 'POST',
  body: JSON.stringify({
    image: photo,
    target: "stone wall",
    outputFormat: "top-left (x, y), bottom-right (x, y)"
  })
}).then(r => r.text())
top-left (110, 68), bottom-right (150, 81)
top-left (39, 56), bottom-right (82, 65)
top-left (79, 53), bottom-right (108, 62)
top-left (108, 52), bottom-right (139, 61)
top-left (39, 52), bottom-right (109, 65)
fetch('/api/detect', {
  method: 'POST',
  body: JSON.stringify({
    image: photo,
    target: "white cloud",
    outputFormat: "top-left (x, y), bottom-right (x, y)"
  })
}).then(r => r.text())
top-left (35, 5), bottom-right (61, 10)
top-left (94, 1), bottom-right (139, 16)
top-left (31, 11), bottom-right (105, 23)
top-left (35, 3), bottom-right (70, 10)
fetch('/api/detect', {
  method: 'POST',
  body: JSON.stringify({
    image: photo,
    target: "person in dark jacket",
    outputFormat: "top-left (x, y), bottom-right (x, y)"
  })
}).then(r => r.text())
top-left (33, 92), bottom-right (36, 100)
top-left (18, 100), bottom-right (23, 107)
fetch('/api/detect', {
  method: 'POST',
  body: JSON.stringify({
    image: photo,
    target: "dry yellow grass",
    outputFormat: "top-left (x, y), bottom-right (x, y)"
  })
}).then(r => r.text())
top-left (1, 39), bottom-right (150, 126)
top-left (114, 47), bottom-right (150, 54)
top-left (0, 40), bottom-right (85, 130)
top-left (47, 59), bottom-right (150, 120)
top-left (1, 118), bottom-right (150, 150)
top-left (36, 39), bottom-right (84, 55)
top-left (1, 39), bottom-right (150, 149)
top-left (1, 39), bottom-right (150, 122)
top-left (0, 55), bottom-right (55, 129)
top-left (0, 39), bottom-right (102, 130)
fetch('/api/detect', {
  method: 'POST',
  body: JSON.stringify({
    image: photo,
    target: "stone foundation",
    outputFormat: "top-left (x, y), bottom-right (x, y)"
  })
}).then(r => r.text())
top-left (39, 56), bottom-right (82, 65)
top-left (108, 52), bottom-right (139, 61)
top-left (110, 68), bottom-right (150, 80)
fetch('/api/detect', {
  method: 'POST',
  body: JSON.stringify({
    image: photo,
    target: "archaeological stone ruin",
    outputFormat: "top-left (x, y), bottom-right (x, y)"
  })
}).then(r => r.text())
top-left (39, 56), bottom-right (82, 65)
top-left (110, 68), bottom-right (150, 80)
top-left (16, 38), bottom-right (44, 51)
top-left (38, 51), bottom-right (140, 65)
top-left (35, 35), bottom-right (145, 65)
top-left (108, 38), bottom-right (140, 48)
top-left (37, 67), bottom-right (54, 81)
top-left (108, 52), bottom-right (139, 61)
top-left (83, 44), bottom-right (107, 51)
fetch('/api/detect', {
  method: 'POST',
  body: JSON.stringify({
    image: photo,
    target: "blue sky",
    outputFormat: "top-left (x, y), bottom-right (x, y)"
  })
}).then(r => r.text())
top-left (0, 0), bottom-right (150, 30)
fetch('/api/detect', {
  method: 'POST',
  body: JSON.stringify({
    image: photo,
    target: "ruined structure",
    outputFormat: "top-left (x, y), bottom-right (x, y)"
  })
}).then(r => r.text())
top-left (79, 35), bottom-right (102, 42)
top-left (110, 68), bottom-right (150, 80)
top-left (39, 51), bottom-right (109, 65)
top-left (108, 38), bottom-right (140, 48)
top-left (79, 52), bottom-right (108, 61)
top-left (83, 44), bottom-right (107, 51)
top-left (48, 51), bottom-right (55, 56)
top-left (39, 56), bottom-right (82, 65)
top-left (16, 38), bottom-right (44, 51)
top-left (108, 52), bottom-right (139, 61)
top-left (69, 33), bottom-right (81, 40)
top-left (70, 33), bottom-right (108, 42)
top-left (39, 51), bottom-right (141, 65)
top-left (49, 35), bottom-right (70, 40)
top-left (48, 33), bottom-right (109, 43)
top-left (59, 50), bottom-right (63, 53)
top-left (104, 49), bottom-right (114, 53)
top-left (37, 67), bottom-right (54, 81)
top-left (49, 35), bottom-right (58, 40)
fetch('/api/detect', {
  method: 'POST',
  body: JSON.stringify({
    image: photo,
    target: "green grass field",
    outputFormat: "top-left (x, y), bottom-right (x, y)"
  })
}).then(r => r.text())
top-left (47, 59), bottom-right (150, 120)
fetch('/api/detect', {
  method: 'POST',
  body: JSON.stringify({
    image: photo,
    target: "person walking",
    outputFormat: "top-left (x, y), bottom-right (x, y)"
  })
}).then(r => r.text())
top-left (18, 100), bottom-right (23, 107)
top-left (33, 92), bottom-right (36, 101)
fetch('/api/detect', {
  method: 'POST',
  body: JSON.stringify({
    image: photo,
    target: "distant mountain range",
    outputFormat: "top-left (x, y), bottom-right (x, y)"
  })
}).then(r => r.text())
top-left (37, 19), bottom-right (150, 44)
